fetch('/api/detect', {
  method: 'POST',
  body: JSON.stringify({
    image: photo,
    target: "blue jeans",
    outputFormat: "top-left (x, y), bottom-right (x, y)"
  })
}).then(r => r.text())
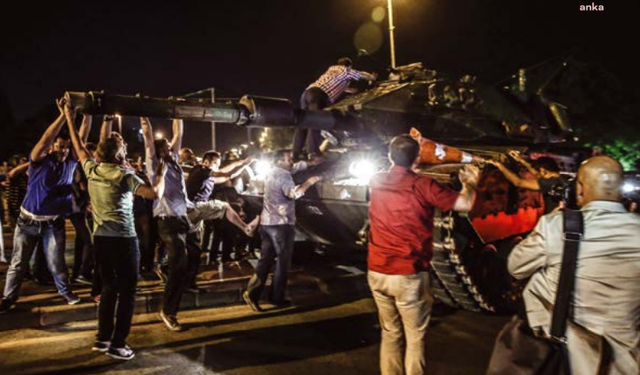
top-left (3, 216), bottom-right (71, 301)
top-left (246, 225), bottom-right (295, 304)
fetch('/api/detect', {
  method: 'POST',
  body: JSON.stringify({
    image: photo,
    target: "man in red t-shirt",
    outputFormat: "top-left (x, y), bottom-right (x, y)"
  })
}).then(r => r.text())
top-left (368, 134), bottom-right (480, 375)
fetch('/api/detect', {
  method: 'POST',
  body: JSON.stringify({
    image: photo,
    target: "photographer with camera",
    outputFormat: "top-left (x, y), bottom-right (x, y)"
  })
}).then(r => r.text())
top-left (488, 152), bottom-right (569, 214)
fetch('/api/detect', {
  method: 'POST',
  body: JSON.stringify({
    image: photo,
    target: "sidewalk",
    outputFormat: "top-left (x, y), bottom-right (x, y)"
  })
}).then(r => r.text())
top-left (0, 254), bottom-right (370, 332)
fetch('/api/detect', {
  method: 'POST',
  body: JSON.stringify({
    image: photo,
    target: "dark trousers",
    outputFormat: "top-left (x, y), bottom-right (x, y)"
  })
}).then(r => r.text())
top-left (185, 231), bottom-right (203, 287)
top-left (95, 236), bottom-right (139, 348)
top-left (70, 212), bottom-right (93, 279)
top-left (157, 216), bottom-right (191, 316)
top-left (246, 225), bottom-right (295, 304)
top-left (292, 87), bottom-right (329, 159)
top-left (135, 211), bottom-right (156, 273)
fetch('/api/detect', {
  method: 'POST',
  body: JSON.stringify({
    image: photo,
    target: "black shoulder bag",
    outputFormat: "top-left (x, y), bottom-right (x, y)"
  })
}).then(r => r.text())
top-left (486, 209), bottom-right (583, 375)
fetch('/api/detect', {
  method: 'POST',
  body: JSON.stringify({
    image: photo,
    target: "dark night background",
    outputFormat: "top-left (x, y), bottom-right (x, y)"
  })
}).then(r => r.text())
top-left (1, 0), bottom-right (638, 162)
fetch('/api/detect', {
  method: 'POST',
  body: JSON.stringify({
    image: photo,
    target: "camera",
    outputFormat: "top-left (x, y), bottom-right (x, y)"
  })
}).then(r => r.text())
top-left (547, 176), bottom-right (578, 209)
top-left (622, 172), bottom-right (640, 212)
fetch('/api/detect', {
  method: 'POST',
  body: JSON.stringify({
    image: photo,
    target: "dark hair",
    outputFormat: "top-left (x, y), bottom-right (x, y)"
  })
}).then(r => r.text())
top-left (337, 57), bottom-right (353, 67)
top-left (97, 138), bottom-right (122, 164)
top-left (532, 157), bottom-right (560, 173)
top-left (202, 150), bottom-right (221, 162)
top-left (85, 142), bottom-right (97, 153)
top-left (154, 138), bottom-right (169, 158)
top-left (55, 133), bottom-right (71, 142)
top-left (274, 149), bottom-right (291, 163)
top-left (389, 135), bottom-right (419, 167)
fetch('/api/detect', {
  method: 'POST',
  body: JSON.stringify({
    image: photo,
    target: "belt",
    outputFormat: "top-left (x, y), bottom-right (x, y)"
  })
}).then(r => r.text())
top-left (20, 207), bottom-right (59, 222)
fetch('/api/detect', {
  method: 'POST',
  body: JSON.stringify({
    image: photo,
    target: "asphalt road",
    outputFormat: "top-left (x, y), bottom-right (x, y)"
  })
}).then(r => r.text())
top-left (0, 295), bottom-right (510, 375)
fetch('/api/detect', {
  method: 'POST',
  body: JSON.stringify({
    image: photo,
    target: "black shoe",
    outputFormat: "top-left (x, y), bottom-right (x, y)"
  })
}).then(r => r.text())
top-left (242, 291), bottom-right (262, 312)
top-left (106, 345), bottom-right (135, 360)
top-left (159, 310), bottom-right (183, 332)
top-left (0, 298), bottom-right (16, 314)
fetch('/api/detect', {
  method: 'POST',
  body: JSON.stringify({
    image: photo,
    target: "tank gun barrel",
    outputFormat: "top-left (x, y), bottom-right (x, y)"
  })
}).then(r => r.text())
top-left (64, 91), bottom-right (350, 131)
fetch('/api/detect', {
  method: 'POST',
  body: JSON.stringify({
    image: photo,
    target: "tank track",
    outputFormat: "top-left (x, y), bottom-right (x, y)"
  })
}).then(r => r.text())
top-left (430, 209), bottom-right (496, 313)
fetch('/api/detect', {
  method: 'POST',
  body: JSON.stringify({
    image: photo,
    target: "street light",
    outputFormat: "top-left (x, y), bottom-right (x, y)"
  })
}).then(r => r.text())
top-left (387, 0), bottom-right (396, 69)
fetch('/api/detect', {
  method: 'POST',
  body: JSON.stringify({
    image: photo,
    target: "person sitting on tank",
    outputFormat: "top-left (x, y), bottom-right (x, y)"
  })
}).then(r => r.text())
top-left (292, 57), bottom-right (377, 160)
top-left (487, 151), bottom-right (569, 214)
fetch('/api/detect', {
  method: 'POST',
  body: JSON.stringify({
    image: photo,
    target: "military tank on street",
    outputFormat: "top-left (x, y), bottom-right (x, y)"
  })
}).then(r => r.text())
top-left (65, 60), bottom-right (587, 314)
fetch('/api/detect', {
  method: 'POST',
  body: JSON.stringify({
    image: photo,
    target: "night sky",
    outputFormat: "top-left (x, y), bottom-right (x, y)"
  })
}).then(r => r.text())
top-left (1, 0), bottom-right (637, 157)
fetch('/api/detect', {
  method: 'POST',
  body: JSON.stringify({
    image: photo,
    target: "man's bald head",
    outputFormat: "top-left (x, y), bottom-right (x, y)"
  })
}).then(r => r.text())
top-left (577, 156), bottom-right (623, 206)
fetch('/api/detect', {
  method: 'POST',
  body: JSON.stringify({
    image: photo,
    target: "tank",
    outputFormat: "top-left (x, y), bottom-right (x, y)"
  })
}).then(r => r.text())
top-left (64, 60), bottom-right (588, 314)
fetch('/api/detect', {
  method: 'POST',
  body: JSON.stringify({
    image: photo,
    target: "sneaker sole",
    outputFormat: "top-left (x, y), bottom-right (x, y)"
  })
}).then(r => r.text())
top-left (92, 347), bottom-right (109, 353)
top-left (106, 352), bottom-right (135, 361)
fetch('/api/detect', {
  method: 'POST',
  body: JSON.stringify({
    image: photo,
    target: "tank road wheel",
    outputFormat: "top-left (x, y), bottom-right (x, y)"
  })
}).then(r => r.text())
top-left (429, 209), bottom-right (526, 314)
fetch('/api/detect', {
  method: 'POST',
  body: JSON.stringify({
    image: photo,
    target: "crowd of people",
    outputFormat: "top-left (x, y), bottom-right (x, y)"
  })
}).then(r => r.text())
top-left (0, 56), bottom-right (638, 374)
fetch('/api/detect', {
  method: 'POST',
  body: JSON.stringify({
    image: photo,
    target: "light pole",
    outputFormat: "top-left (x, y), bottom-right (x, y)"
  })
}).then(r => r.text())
top-left (387, 0), bottom-right (396, 69)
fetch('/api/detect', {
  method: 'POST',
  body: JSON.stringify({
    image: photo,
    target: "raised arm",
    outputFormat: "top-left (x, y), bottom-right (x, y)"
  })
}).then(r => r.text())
top-left (487, 160), bottom-right (540, 190)
top-left (170, 119), bottom-right (183, 153)
top-left (140, 117), bottom-right (156, 160)
top-left (99, 115), bottom-right (116, 142)
top-left (8, 162), bottom-right (29, 178)
top-left (211, 157), bottom-right (253, 183)
top-left (30, 98), bottom-right (67, 162)
top-left (452, 165), bottom-right (480, 212)
top-left (78, 114), bottom-right (92, 143)
top-left (64, 105), bottom-right (91, 164)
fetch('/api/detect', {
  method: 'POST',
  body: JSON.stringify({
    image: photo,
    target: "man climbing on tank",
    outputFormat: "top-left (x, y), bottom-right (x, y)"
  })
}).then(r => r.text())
top-left (292, 57), bottom-right (377, 160)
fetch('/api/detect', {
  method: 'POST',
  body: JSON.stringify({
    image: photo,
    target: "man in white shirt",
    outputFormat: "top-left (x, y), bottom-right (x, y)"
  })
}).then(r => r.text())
top-left (508, 156), bottom-right (640, 375)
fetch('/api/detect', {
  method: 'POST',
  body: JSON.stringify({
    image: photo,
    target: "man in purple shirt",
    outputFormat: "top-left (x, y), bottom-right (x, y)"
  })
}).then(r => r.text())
top-left (0, 98), bottom-right (89, 313)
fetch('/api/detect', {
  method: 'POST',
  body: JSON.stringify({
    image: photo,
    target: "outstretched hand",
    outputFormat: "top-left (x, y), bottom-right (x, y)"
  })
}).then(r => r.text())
top-left (507, 150), bottom-right (523, 162)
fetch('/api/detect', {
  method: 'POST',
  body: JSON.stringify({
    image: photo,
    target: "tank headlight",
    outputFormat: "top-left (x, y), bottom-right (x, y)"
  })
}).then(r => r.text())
top-left (349, 160), bottom-right (377, 181)
top-left (622, 182), bottom-right (636, 193)
top-left (254, 160), bottom-right (273, 177)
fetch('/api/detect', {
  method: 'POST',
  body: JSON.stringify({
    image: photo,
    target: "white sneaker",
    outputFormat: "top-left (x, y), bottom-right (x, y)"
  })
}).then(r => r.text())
top-left (106, 345), bottom-right (135, 360)
top-left (64, 293), bottom-right (81, 305)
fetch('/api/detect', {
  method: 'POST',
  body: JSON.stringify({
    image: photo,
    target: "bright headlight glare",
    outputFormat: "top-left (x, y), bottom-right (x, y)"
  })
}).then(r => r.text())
top-left (349, 160), bottom-right (377, 180)
top-left (254, 160), bottom-right (272, 176)
top-left (622, 183), bottom-right (636, 193)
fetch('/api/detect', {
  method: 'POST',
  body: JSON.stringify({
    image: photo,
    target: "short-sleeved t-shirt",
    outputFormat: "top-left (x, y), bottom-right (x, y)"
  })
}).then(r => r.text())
top-left (83, 159), bottom-right (144, 237)
top-left (22, 154), bottom-right (78, 216)
top-left (146, 154), bottom-right (191, 217)
top-left (368, 166), bottom-right (460, 275)
top-left (186, 164), bottom-right (215, 203)
top-left (538, 175), bottom-right (570, 214)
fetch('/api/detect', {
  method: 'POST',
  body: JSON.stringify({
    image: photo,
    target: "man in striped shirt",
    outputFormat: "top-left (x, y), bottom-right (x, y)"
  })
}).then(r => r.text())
top-left (293, 57), bottom-right (376, 159)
